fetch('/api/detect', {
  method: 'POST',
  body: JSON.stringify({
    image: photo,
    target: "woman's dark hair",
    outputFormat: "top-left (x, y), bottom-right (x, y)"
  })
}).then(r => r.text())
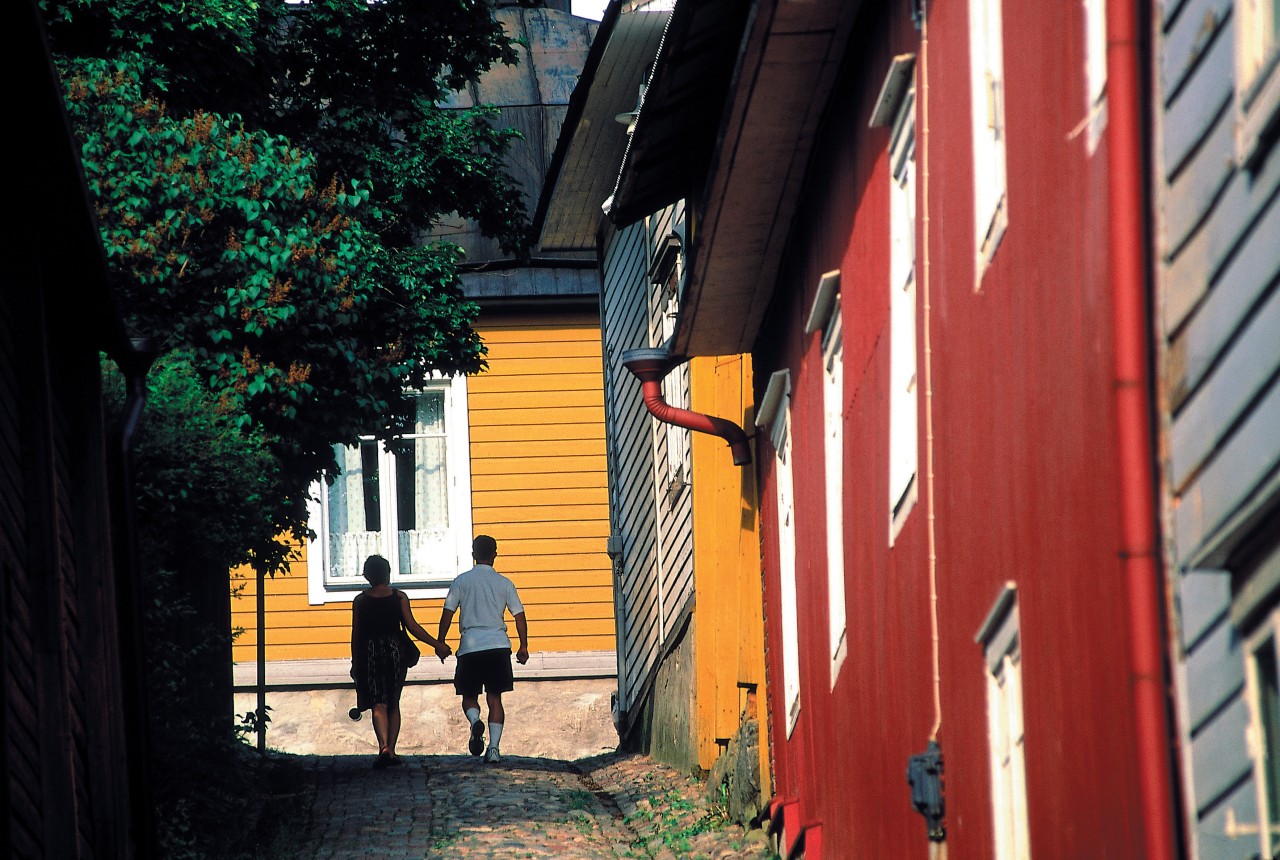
top-left (363, 554), bottom-right (391, 586)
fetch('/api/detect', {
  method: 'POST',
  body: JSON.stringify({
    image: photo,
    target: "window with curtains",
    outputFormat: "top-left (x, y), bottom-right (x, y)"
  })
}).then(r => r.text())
top-left (306, 379), bottom-right (473, 601)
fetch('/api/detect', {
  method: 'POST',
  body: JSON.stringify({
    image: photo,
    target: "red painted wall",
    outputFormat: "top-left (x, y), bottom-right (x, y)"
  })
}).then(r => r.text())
top-left (753, 0), bottom-right (1156, 855)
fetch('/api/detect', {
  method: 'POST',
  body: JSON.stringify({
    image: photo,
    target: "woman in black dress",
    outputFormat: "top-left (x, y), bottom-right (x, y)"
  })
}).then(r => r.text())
top-left (350, 555), bottom-right (450, 767)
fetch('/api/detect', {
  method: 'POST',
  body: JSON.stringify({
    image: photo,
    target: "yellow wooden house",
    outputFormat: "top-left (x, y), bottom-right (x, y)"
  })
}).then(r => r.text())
top-left (230, 3), bottom-right (616, 686)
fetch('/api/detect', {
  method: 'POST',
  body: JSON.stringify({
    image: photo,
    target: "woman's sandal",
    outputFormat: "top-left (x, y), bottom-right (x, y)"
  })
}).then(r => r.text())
top-left (372, 752), bottom-right (392, 769)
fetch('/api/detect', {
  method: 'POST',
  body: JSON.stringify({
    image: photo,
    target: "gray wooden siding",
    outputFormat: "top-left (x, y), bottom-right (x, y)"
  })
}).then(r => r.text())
top-left (1157, 0), bottom-right (1280, 855)
top-left (601, 203), bottom-right (696, 719)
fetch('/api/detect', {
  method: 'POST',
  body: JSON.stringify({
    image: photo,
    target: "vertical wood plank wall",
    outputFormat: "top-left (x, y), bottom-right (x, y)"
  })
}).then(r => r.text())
top-left (689, 353), bottom-right (769, 785)
top-left (230, 308), bottom-right (614, 661)
top-left (1156, 0), bottom-right (1280, 851)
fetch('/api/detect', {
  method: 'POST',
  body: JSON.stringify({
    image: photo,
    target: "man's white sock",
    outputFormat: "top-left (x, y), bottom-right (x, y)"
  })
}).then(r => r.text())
top-left (465, 707), bottom-right (481, 725)
top-left (488, 722), bottom-right (504, 749)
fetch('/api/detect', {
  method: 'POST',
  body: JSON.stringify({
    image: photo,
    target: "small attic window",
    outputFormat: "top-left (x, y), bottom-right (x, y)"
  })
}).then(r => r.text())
top-left (649, 233), bottom-right (682, 286)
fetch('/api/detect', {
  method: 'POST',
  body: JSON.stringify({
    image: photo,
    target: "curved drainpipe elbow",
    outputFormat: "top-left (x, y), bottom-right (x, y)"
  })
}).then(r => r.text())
top-left (621, 348), bottom-right (752, 466)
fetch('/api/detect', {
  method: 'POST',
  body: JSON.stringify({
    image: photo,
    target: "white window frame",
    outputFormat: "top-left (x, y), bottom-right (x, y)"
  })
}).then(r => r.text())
top-left (977, 582), bottom-right (1031, 860)
top-left (652, 233), bottom-right (691, 491)
top-left (305, 375), bottom-right (473, 604)
top-left (757, 369), bottom-right (801, 735)
top-left (1235, 0), bottom-right (1280, 170)
top-left (1244, 606), bottom-right (1280, 858)
top-left (1082, 0), bottom-right (1108, 153)
top-left (969, 0), bottom-right (1009, 283)
top-left (805, 271), bottom-right (847, 686)
top-left (889, 83), bottom-right (919, 544)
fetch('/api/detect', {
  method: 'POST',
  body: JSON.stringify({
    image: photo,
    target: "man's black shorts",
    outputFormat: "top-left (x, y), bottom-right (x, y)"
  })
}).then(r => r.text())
top-left (454, 648), bottom-right (514, 696)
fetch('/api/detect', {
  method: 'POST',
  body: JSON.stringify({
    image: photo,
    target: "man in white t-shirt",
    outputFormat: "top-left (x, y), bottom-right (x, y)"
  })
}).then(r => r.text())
top-left (436, 535), bottom-right (529, 763)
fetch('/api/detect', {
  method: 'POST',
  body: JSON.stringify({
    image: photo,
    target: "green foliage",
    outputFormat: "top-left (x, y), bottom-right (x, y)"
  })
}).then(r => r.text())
top-left (43, 0), bottom-right (529, 250)
top-left (622, 784), bottom-right (769, 859)
top-left (40, 3), bottom-right (528, 849)
top-left (44, 0), bottom-right (525, 539)
top-left (103, 350), bottom-right (303, 570)
top-left (66, 54), bottom-right (488, 555)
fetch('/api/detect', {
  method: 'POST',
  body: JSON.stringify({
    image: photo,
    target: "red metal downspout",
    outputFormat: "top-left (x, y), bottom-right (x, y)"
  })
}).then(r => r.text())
top-left (1107, 2), bottom-right (1178, 857)
top-left (622, 348), bottom-right (752, 466)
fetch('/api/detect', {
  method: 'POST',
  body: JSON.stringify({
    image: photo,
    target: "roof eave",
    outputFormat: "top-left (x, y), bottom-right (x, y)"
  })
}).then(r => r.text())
top-left (672, 0), bottom-right (864, 357)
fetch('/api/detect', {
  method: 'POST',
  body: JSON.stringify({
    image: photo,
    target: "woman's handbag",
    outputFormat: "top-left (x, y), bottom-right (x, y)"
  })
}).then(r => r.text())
top-left (399, 627), bottom-right (421, 668)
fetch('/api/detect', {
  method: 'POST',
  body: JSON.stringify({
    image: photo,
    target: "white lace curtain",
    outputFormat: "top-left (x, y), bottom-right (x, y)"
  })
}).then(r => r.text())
top-left (325, 391), bottom-right (451, 583)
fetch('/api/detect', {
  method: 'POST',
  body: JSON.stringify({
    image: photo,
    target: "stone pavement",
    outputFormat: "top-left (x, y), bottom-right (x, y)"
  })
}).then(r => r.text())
top-left (269, 749), bottom-right (773, 859)
top-left (234, 679), bottom-right (620, 760)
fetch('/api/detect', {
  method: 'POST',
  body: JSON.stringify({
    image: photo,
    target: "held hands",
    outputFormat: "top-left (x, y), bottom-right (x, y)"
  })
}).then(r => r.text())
top-left (434, 642), bottom-right (452, 663)
top-left (516, 646), bottom-right (530, 665)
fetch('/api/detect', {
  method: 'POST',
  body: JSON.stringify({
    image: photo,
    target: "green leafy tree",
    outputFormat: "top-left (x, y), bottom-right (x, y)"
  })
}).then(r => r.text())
top-left (62, 54), bottom-right (488, 509)
top-left (43, 0), bottom-right (527, 250)
top-left (42, 3), bottom-right (531, 852)
top-left (45, 0), bottom-right (527, 567)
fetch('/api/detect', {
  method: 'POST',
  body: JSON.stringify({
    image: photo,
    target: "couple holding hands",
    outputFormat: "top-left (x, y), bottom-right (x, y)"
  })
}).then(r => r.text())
top-left (349, 535), bottom-right (529, 768)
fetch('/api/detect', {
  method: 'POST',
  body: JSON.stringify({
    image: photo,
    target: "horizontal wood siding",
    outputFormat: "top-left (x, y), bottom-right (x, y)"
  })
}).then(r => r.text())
top-left (602, 219), bottom-right (661, 714)
top-left (231, 310), bottom-right (615, 662)
top-left (467, 308), bottom-right (614, 654)
top-left (645, 206), bottom-right (696, 655)
top-left (1158, 3), bottom-right (1280, 855)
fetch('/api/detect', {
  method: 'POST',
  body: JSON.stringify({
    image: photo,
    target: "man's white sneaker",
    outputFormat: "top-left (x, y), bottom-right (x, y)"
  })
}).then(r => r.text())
top-left (484, 745), bottom-right (501, 763)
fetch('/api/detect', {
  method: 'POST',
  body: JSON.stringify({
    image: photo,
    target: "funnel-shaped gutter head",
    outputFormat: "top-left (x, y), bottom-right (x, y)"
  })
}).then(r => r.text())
top-left (621, 348), bottom-right (752, 466)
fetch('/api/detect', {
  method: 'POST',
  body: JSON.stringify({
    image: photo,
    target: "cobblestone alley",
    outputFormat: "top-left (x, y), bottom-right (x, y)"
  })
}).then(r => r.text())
top-left (265, 751), bottom-right (773, 859)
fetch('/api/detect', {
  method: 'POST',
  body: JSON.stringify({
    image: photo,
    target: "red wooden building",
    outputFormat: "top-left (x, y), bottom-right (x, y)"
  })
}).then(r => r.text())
top-left (607, 0), bottom-right (1180, 855)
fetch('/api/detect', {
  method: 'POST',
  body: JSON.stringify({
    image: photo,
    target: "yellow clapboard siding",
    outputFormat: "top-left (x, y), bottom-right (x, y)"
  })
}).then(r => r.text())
top-left (469, 406), bottom-right (605, 428)
top-left (469, 366), bottom-right (597, 387)
top-left (233, 607), bottom-right (615, 657)
top-left (464, 516), bottom-right (609, 540)
top-left (473, 491), bottom-right (606, 511)
top-left (467, 389), bottom-right (601, 411)
top-left (469, 374), bottom-right (603, 398)
top-left (474, 504), bottom-right (609, 527)
top-left (470, 454), bottom-right (602, 476)
top-left (469, 422), bottom-right (603, 444)
top-left (233, 311), bottom-right (616, 665)
top-left (507, 574), bottom-right (613, 591)
top-left (472, 471), bottom-right (607, 492)
top-left (467, 355), bottom-right (603, 379)
top-left (482, 340), bottom-right (601, 360)
top-left (470, 439), bottom-right (607, 461)
top-left (478, 564), bottom-right (614, 582)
